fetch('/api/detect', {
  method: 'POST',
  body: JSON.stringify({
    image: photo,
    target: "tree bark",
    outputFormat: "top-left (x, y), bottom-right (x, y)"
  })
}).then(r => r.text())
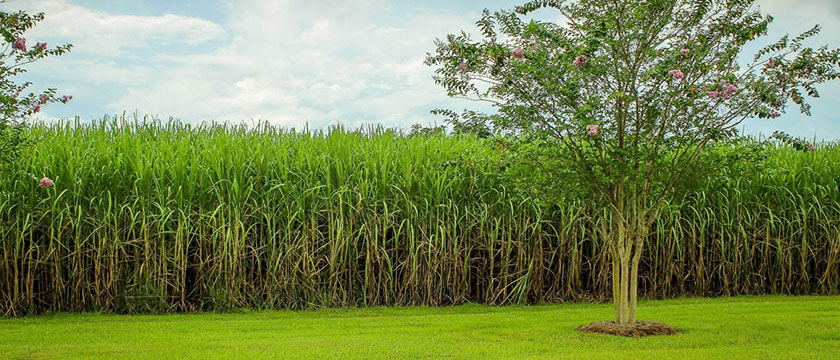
top-left (628, 233), bottom-right (644, 323)
top-left (608, 196), bottom-right (651, 325)
top-left (605, 216), bottom-right (621, 324)
top-left (612, 246), bottom-right (620, 324)
top-left (619, 252), bottom-right (630, 324)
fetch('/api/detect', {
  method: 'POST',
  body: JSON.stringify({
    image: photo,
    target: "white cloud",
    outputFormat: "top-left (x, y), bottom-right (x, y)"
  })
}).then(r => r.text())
top-left (15, 1), bottom-right (226, 57)
top-left (101, 0), bottom-right (476, 127)
top-left (746, 0), bottom-right (840, 138)
top-left (43, 58), bottom-right (154, 86)
top-left (758, 0), bottom-right (840, 33)
top-left (15, 0), bottom-right (840, 138)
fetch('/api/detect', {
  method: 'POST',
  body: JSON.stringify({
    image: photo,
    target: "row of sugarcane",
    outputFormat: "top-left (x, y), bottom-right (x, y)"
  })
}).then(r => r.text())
top-left (1, 118), bottom-right (837, 315)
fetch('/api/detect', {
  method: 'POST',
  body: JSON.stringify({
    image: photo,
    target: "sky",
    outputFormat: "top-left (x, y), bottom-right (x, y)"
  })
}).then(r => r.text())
top-left (6, 0), bottom-right (840, 139)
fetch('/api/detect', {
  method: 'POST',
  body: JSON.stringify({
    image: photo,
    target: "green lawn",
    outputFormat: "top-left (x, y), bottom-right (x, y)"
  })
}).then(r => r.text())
top-left (2, 296), bottom-right (839, 359)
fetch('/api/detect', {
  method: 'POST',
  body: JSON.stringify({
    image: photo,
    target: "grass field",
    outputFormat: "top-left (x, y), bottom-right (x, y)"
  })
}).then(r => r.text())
top-left (1, 295), bottom-right (838, 359)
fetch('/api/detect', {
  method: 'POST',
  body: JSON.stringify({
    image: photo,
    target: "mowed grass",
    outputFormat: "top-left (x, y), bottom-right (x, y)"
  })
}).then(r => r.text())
top-left (1, 296), bottom-right (838, 359)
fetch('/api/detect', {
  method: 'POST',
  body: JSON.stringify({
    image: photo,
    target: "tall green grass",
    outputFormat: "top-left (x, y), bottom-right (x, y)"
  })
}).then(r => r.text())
top-left (1, 117), bottom-right (838, 315)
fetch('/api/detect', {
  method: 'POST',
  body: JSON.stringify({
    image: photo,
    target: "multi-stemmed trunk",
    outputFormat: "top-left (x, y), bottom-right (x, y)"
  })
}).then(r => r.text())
top-left (611, 224), bottom-right (646, 325)
top-left (605, 187), bottom-right (657, 326)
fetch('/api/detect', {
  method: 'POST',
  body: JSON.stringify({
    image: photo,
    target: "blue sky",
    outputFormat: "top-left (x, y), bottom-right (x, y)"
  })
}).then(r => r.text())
top-left (8, 0), bottom-right (840, 139)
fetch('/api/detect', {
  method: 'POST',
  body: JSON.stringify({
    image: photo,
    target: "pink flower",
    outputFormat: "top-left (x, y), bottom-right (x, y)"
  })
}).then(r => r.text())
top-left (572, 55), bottom-right (588, 67)
top-left (680, 48), bottom-right (690, 55)
top-left (770, 110), bottom-right (781, 119)
top-left (586, 124), bottom-right (600, 136)
top-left (36, 42), bottom-right (47, 51)
top-left (12, 92), bottom-right (19, 99)
top-left (807, 143), bottom-right (816, 152)
top-left (61, 95), bottom-right (73, 102)
top-left (33, 104), bottom-right (41, 113)
top-left (12, 37), bottom-right (26, 51)
top-left (768, 58), bottom-right (775, 68)
top-left (724, 83), bottom-right (738, 93)
top-left (39, 94), bottom-right (50, 104)
top-left (709, 80), bottom-right (739, 100)
top-left (39, 177), bottom-right (54, 187)
top-left (669, 69), bottom-right (684, 80)
top-left (511, 48), bottom-right (525, 59)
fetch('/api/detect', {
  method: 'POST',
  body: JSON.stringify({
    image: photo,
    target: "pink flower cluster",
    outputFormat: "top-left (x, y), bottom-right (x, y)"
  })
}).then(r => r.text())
top-left (12, 37), bottom-right (26, 51)
top-left (39, 94), bottom-right (50, 104)
top-left (807, 144), bottom-right (816, 152)
top-left (39, 177), bottom-right (54, 187)
top-left (680, 48), bottom-right (690, 55)
top-left (457, 62), bottom-right (468, 71)
top-left (573, 55), bottom-right (588, 67)
top-left (669, 69), bottom-right (684, 80)
top-left (707, 80), bottom-right (739, 100)
top-left (36, 42), bottom-right (47, 51)
top-left (586, 124), bottom-right (599, 136)
top-left (770, 110), bottom-right (781, 119)
top-left (768, 58), bottom-right (776, 68)
top-left (61, 95), bottom-right (73, 103)
top-left (511, 48), bottom-right (525, 59)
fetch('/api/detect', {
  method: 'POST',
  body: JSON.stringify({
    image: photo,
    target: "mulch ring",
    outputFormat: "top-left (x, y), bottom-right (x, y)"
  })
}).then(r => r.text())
top-left (576, 321), bottom-right (678, 338)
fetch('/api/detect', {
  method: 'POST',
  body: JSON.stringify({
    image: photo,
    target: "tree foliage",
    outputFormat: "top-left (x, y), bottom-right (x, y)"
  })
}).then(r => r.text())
top-left (0, 8), bottom-right (72, 168)
top-left (426, 0), bottom-right (840, 326)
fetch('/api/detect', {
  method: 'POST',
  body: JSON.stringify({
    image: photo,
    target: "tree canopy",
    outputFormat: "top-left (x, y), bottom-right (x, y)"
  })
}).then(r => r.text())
top-left (426, 0), bottom-right (840, 326)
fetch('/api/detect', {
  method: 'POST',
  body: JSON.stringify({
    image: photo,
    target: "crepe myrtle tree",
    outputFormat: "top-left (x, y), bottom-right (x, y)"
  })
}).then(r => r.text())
top-left (0, 8), bottom-right (72, 170)
top-left (426, 0), bottom-right (839, 326)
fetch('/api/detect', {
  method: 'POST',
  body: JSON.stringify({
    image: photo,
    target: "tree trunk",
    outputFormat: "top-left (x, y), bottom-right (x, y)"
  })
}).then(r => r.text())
top-left (628, 234), bottom-right (644, 323)
top-left (615, 212), bottom-right (632, 325)
top-left (608, 203), bottom-right (649, 325)
top-left (612, 247), bottom-right (620, 324)
top-left (619, 252), bottom-right (630, 324)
